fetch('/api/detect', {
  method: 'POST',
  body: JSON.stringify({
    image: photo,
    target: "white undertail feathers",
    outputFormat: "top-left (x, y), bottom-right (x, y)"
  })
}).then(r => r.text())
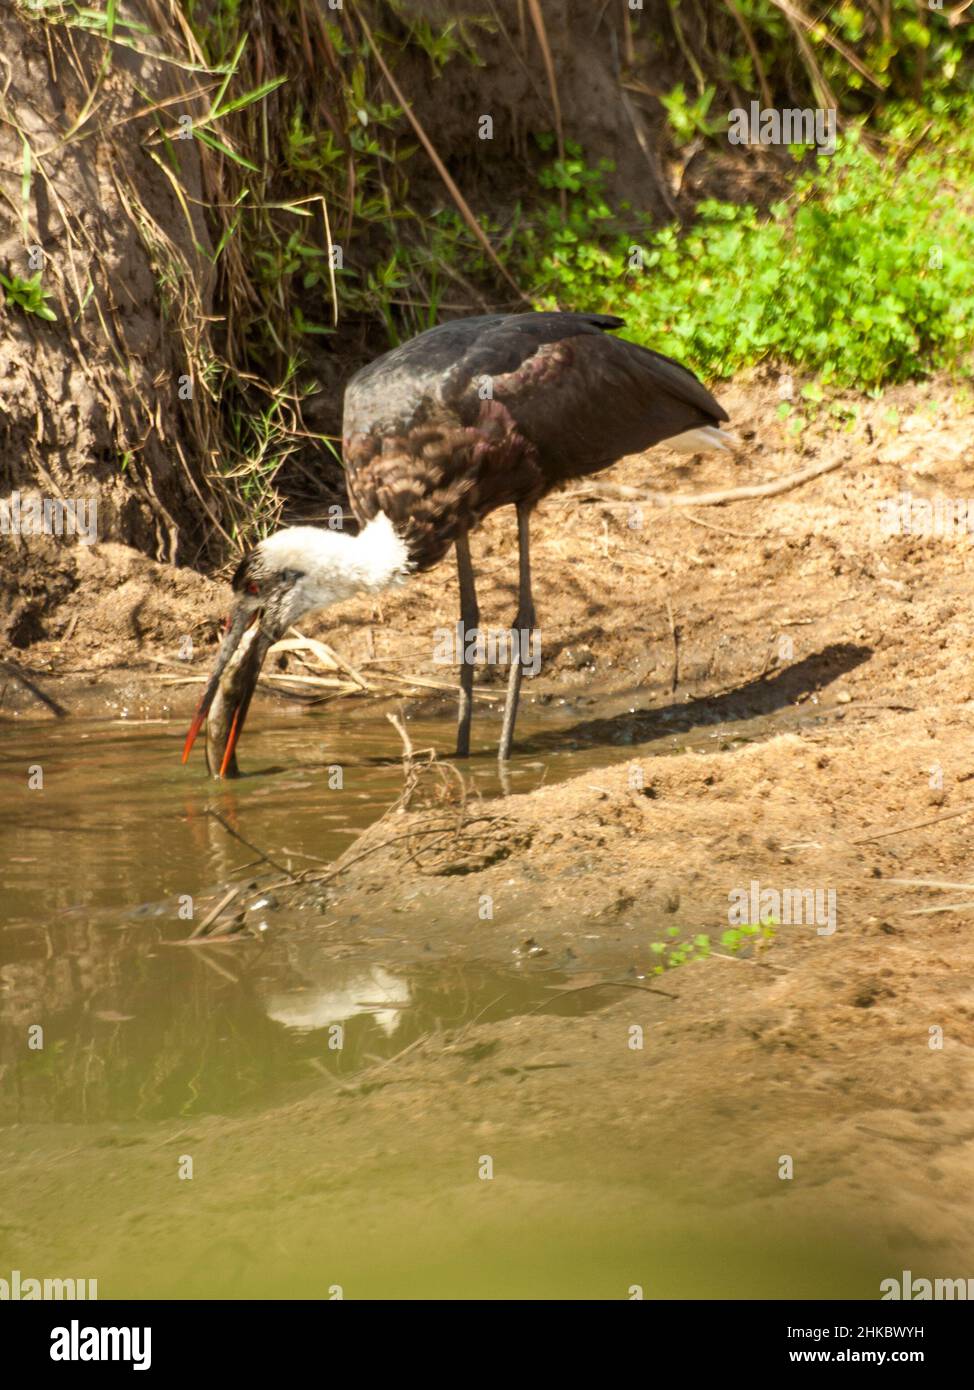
top-left (667, 426), bottom-right (735, 453)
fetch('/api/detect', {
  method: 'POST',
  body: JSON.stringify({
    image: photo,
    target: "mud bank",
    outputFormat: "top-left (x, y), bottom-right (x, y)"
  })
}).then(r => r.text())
top-left (256, 371), bottom-right (974, 1276)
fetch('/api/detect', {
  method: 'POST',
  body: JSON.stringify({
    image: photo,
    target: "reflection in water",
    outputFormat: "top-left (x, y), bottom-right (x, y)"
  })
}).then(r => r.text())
top-left (0, 898), bottom-right (583, 1124)
top-left (261, 963), bottom-right (411, 1037)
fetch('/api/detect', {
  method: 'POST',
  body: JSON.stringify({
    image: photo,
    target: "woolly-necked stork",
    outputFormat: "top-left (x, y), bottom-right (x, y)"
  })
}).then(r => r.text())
top-left (183, 311), bottom-right (730, 776)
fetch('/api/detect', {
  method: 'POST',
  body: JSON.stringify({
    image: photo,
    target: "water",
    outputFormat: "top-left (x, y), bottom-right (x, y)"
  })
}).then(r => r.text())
top-left (1, 692), bottom-right (883, 1298)
top-left (1, 695), bottom-right (738, 1121)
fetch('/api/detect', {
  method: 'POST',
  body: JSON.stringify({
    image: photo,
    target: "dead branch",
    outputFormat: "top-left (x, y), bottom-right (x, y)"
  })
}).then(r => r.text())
top-left (559, 456), bottom-right (843, 509)
top-left (852, 802), bottom-right (974, 844)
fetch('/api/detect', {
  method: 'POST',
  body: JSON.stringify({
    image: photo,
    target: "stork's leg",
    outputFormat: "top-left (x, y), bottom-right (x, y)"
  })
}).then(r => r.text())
top-left (455, 531), bottom-right (479, 758)
top-left (498, 502), bottom-right (537, 762)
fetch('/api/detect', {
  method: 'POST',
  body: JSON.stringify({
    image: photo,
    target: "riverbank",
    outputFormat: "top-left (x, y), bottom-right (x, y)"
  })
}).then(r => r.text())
top-left (4, 370), bottom-right (973, 1294)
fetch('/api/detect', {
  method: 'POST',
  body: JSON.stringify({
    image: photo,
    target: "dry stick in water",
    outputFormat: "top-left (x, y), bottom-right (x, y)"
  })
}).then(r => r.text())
top-left (387, 709), bottom-right (414, 761)
top-left (205, 809), bottom-right (297, 880)
top-left (386, 708), bottom-right (469, 816)
top-left (386, 708), bottom-right (419, 810)
top-left (0, 661), bottom-right (68, 717)
top-left (188, 883), bottom-right (243, 940)
top-left (186, 813), bottom-right (300, 941)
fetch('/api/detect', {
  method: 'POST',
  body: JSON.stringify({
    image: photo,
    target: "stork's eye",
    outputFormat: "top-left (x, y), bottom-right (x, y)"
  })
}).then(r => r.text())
top-left (246, 582), bottom-right (260, 596)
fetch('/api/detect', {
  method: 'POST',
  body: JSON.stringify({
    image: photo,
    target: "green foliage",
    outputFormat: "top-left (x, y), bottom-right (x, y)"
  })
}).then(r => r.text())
top-left (732, 0), bottom-right (974, 111)
top-left (720, 920), bottom-right (778, 953)
top-left (659, 83), bottom-right (722, 142)
top-left (398, 14), bottom-right (489, 72)
top-left (0, 269), bottom-right (57, 321)
top-left (516, 115), bottom-right (974, 388)
top-left (649, 926), bottom-right (713, 974)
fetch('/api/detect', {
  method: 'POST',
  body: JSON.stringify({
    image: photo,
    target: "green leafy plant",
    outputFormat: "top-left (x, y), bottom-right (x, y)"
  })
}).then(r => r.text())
top-left (0, 270), bottom-right (57, 321)
top-left (721, 919), bottom-right (778, 954)
top-left (659, 83), bottom-right (722, 142)
top-left (649, 926), bottom-right (713, 974)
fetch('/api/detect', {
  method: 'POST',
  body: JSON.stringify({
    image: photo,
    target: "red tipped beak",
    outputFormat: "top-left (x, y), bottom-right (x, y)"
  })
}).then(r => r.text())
top-left (181, 701), bottom-right (209, 764)
top-left (220, 702), bottom-right (248, 778)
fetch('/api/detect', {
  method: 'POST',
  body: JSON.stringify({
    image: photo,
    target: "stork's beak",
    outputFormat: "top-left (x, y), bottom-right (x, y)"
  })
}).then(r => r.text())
top-left (182, 604), bottom-right (275, 778)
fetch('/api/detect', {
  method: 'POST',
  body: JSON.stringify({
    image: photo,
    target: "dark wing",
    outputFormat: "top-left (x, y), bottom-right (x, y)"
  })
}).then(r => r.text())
top-left (342, 312), bottom-right (728, 564)
top-left (342, 315), bottom-right (620, 544)
top-left (342, 312), bottom-right (622, 437)
top-left (441, 315), bottom-right (728, 481)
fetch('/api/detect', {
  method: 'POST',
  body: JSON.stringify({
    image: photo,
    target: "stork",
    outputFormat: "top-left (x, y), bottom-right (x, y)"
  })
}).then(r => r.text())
top-left (183, 311), bottom-right (730, 776)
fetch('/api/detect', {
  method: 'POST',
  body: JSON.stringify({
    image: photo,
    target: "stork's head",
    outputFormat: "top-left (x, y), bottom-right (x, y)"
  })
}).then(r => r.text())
top-left (182, 514), bottom-right (410, 776)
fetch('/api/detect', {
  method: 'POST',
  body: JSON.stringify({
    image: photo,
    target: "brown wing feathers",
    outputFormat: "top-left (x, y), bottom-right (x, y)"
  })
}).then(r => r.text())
top-left (342, 313), bottom-right (727, 569)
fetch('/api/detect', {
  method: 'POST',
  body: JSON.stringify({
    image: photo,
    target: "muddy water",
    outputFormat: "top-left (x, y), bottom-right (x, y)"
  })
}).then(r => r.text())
top-left (1, 692), bottom-right (779, 1101)
top-left (1, 693), bottom-right (868, 1298)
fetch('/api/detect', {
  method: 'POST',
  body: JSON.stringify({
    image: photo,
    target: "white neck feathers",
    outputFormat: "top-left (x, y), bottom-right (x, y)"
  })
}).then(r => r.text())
top-left (259, 512), bottom-right (411, 622)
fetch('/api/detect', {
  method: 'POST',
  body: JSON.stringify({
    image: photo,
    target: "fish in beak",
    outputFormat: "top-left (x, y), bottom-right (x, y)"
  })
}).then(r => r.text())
top-left (183, 536), bottom-right (307, 778)
top-left (182, 603), bottom-right (277, 778)
top-left (181, 514), bottom-right (412, 777)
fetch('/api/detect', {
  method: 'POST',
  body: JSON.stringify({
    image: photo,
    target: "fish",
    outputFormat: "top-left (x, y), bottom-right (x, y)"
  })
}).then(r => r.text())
top-left (183, 615), bottom-right (267, 779)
